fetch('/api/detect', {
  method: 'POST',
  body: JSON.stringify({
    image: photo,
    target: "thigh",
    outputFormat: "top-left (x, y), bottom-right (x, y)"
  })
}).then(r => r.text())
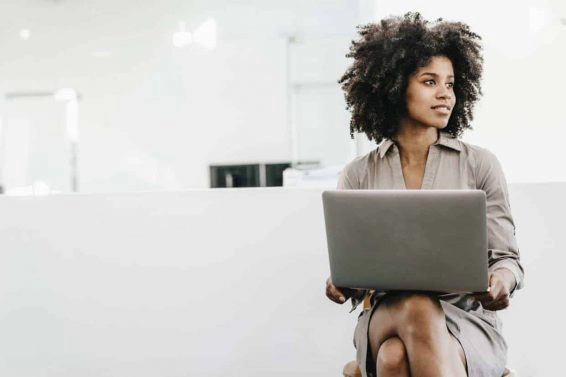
top-left (368, 292), bottom-right (463, 367)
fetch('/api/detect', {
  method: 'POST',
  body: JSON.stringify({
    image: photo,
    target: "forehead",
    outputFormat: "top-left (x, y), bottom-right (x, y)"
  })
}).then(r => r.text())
top-left (414, 56), bottom-right (454, 76)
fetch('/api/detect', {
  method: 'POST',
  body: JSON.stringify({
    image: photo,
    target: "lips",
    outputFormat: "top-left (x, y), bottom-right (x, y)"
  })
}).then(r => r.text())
top-left (431, 105), bottom-right (451, 115)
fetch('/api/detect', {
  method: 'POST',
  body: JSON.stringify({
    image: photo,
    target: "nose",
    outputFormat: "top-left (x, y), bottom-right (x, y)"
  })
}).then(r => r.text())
top-left (436, 85), bottom-right (452, 100)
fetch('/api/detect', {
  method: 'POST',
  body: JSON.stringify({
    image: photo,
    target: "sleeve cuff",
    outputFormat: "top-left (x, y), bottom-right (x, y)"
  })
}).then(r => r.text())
top-left (490, 261), bottom-right (523, 294)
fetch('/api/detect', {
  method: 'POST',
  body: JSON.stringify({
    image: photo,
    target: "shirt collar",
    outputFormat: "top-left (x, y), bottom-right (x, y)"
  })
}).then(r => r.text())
top-left (377, 131), bottom-right (462, 159)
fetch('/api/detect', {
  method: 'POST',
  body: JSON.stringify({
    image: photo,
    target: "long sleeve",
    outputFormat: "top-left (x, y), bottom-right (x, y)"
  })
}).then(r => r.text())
top-left (476, 149), bottom-right (525, 293)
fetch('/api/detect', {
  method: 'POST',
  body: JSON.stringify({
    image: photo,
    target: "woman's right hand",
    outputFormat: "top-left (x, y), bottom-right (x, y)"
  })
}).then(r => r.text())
top-left (326, 277), bottom-right (357, 304)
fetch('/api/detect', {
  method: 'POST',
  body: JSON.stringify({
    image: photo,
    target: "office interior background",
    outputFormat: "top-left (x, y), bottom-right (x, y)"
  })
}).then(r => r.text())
top-left (0, 0), bottom-right (564, 376)
top-left (1, 0), bottom-right (565, 193)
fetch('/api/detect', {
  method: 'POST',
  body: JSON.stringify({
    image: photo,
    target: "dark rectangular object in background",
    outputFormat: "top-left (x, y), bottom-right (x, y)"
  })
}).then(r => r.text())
top-left (209, 162), bottom-right (292, 188)
top-left (265, 163), bottom-right (291, 187)
top-left (210, 164), bottom-right (260, 188)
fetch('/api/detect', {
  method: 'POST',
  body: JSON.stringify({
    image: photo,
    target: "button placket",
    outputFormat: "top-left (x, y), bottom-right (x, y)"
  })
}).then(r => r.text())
top-left (420, 146), bottom-right (440, 190)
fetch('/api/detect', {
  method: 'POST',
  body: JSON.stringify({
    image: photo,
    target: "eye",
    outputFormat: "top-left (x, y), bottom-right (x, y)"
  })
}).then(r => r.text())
top-left (447, 82), bottom-right (455, 89)
top-left (424, 80), bottom-right (435, 86)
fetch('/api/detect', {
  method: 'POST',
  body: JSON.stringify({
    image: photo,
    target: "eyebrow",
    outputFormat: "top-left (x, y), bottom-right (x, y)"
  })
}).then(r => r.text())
top-left (419, 72), bottom-right (454, 79)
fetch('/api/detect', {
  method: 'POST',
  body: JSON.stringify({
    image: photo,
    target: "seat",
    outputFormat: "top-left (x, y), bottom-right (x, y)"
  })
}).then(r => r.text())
top-left (341, 294), bottom-right (517, 377)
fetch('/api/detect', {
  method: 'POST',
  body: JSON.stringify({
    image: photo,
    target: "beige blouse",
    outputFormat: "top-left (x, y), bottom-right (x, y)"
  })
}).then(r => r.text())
top-left (337, 131), bottom-right (524, 312)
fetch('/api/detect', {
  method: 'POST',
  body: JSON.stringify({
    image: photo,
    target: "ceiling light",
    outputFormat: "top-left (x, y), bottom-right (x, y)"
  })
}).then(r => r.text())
top-left (19, 29), bottom-right (31, 40)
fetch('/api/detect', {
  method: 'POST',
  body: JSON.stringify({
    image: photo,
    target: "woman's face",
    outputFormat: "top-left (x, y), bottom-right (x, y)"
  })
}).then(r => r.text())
top-left (403, 55), bottom-right (456, 130)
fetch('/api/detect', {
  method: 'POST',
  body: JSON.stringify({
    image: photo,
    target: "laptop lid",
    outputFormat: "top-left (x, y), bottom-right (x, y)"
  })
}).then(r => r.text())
top-left (322, 190), bottom-right (488, 293)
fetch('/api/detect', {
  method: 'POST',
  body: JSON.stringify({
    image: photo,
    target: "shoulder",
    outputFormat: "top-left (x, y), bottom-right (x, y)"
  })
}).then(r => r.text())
top-left (457, 140), bottom-right (505, 189)
top-left (459, 140), bottom-right (499, 164)
top-left (342, 149), bottom-right (378, 175)
top-left (437, 132), bottom-right (499, 169)
top-left (338, 148), bottom-right (379, 189)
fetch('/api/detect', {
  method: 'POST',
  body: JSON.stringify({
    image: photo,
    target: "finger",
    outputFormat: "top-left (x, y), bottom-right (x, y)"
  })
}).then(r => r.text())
top-left (482, 294), bottom-right (506, 310)
top-left (325, 278), bottom-right (339, 301)
top-left (480, 296), bottom-right (492, 308)
top-left (486, 281), bottom-right (502, 301)
top-left (481, 292), bottom-right (510, 310)
top-left (490, 296), bottom-right (510, 309)
top-left (474, 276), bottom-right (493, 296)
top-left (472, 291), bottom-right (490, 300)
top-left (327, 292), bottom-right (346, 304)
top-left (489, 273), bottom-right (495, 288)
top-left (474, 292), bottom-right (500, 308)
top-left (471, 284), bottom-right (491, 298)
top-left (472, 292), bottom-right (494, 304)
top-left (484, 300), bottom-right (509, 311)
top-left (474, 275), bottom-right (495, 300)
top-left (326, 282), bottom-right (346, 303)
top-left (490, 273), bottom-right (511, 299)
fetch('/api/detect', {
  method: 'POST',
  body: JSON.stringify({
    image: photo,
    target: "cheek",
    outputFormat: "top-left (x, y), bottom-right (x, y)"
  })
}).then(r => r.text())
top-left (406, 93), bottom-right (429, 114)
top-left (405, 91), bottom-right (421, 110)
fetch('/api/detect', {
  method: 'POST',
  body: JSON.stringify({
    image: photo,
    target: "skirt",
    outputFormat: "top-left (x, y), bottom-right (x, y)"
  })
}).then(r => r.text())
top-left (353, 296), bottom-right (508, 377)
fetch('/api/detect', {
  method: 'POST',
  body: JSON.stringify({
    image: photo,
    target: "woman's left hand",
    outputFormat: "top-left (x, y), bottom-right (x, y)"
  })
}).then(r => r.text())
top-left (473, 269), bottom-right (515, 311)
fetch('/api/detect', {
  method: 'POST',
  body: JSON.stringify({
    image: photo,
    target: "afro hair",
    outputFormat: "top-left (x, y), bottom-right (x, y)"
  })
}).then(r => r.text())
top-left (338, 12), bottom-right (483, 144)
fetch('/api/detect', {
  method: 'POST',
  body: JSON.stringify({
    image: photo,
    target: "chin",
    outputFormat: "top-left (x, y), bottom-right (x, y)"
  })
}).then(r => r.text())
top-left (412, 117), bottom-right (450, 130)
top-left (424, 123), bottom-right (448, 130)
top-left (435, 120), bottom-right (450, 129)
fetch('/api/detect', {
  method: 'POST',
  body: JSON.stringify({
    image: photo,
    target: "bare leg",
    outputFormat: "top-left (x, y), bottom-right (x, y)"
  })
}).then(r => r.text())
top-left (368, 292), bottom-right (467, 377)
top-left (375, 336), bottom-right (410, 376)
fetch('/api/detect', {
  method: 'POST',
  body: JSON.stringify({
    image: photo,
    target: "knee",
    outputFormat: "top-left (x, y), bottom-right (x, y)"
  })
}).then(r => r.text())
top-left (376, 337), bottom-right (407, 373)
top-left (388, 293), bottom-right (445, 335)
top-left (386, 292), bottom-right (441, 317)
top-left (400, 293), bottom-right (441, 316)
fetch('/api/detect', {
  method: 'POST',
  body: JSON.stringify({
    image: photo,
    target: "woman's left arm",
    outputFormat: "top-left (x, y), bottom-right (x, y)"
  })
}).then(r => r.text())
top-left (473, 148), bottom-right (525, 310)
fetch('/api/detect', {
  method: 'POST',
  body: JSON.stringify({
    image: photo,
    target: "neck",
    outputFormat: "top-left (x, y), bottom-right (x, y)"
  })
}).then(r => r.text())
top-left (393, 123), bottom-right (439, 166)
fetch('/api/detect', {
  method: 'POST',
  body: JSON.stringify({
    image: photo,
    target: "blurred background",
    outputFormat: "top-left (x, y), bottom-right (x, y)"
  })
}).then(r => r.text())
top-left (0, 0), bottom-right (564, 194)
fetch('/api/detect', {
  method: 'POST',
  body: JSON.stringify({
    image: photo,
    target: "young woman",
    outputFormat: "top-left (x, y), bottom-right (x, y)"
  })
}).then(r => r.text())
top-left (325, 13), bottom-right (524, 377)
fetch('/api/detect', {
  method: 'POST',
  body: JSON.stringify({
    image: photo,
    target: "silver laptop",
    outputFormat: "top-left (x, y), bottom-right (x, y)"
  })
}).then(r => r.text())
top-left (322, 190), bottom-right (488, 293)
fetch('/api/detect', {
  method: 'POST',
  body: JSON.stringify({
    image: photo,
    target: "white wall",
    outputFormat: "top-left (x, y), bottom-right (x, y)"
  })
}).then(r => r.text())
top-left (0, 184), bottom-right (563, 376)
top-left (358, 0), bottom-right (566, 184)
top-left (0, 0), bottom-right (366, 192)
top-left (498, 183), bottom-right (565, 376)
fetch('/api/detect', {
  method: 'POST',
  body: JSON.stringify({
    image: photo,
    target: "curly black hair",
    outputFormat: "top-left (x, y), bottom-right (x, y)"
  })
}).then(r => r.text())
top-left (338, 12), bottom-right (483, 144)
